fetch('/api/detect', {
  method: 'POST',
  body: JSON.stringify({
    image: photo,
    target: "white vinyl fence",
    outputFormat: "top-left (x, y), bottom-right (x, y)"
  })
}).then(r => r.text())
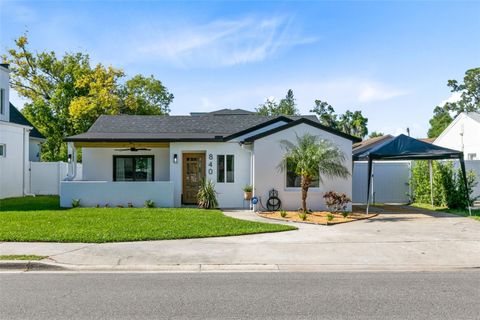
top-left (30, 162), bottom-right (82, 195)
top-left (353, 161), bottom-right (411, 204)
top-left (461, 160), bottom-right (480, 199)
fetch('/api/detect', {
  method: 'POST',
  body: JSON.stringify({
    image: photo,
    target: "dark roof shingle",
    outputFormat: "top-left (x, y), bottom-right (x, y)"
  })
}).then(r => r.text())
top-left (8, 103), bottom-right (45, 139)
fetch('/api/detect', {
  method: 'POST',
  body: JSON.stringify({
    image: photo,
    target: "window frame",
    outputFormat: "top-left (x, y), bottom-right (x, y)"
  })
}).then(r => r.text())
top-left (284, 158), bottom-right (320, 190)
top-left (0, 144), bottom-right (5, 157)
top-left (113, 155), bottom-right (154, 182)
top-left (0, 88), bottom-right (4, 115)
top-left (217, 154), bottom-right (235, 183)
top-left (467, 153), bottom-right (477, 161)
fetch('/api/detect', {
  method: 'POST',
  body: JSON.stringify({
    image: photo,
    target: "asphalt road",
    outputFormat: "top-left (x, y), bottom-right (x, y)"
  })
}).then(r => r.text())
top-left (1, 272), bottom-right (479, 320)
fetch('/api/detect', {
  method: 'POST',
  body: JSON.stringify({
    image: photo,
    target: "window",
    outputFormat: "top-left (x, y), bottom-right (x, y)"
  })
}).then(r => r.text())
top-left (0, 144), bottom-right (5, 157)
top-left (286, 158), bottom-right (319, 188)
top-left (113, 156), bottom-right (154, 181)
top-left (0, 88), bottom-right (4, 115)
top-left (468, 153), bottom-right (477, 160)
top-left (217, 154), bottom-right (234, 183)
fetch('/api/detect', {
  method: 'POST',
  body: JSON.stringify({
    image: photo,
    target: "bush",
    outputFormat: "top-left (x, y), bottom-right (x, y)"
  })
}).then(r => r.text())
top-left (298, 212), bottom-right (307, 221)
top-left (323, 191), bottom-right (351, 213)
top-left (144, 200), bottom-right (155, 208)
top-left (341, 211), bottom-right (349, 218)
top-left (280, 210), bottom-right (287, 218)
top-left (326, 213), bottom-right (334, 221)
top-left (197, 179), bottom-right (218, 209)
top-left (411, 160), bottom-right (478, 209)
top-left (72, 199), bottom-right (80, 208)
top-left (242, 185), bottom-right (253, 192)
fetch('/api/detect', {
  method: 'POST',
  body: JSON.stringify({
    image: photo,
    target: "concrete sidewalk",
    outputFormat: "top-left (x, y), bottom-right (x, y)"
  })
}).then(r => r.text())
top-left (1, 208), bottom-right (480, 272)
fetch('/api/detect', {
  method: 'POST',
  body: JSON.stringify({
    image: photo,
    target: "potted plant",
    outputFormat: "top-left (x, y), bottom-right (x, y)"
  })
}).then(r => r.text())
top-left (242, 185), bottom-right (253, 200)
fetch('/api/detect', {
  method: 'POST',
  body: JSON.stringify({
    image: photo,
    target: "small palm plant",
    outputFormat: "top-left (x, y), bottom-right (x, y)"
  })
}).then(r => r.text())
top-left (197, 179), bottom-right (219, 209)
top-left (279, 133), bottom-right (350, 213)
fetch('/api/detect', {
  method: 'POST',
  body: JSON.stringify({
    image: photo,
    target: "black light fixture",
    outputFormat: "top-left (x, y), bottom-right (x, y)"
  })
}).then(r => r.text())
top-left (67, 154), bottom-right (72, 163)
top-left (173, 154), bottom-right (178, 164)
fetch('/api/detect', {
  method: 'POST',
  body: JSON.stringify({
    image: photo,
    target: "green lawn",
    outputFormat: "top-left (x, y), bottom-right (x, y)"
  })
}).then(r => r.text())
top-left (0, 255), bottom-right (46, 261)
top-left (0, 196), bottom-right (296, 243)
top-left (411, 203), bottom-right (480, 221)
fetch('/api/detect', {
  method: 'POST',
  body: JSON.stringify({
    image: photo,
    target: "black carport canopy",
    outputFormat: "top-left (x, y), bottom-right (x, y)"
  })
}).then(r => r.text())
top-left (354, 134), bottom-right (470, 215)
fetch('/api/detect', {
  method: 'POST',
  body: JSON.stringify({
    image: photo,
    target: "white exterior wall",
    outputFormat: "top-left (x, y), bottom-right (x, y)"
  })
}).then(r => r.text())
top-left (353, 161), bottom-right (411, 204)
top-left (81, 147), bottom-right (170, 181)
top-left (434, 113), bottom-right (480, 160)
top-left (169, 142), bottom-right (251, 208)
top-left (60, 181), bottom-right (174, 208)
top-left (0, 122), bottom-right (30, 199)
top-left (252, 123), bottom-right (353, 211)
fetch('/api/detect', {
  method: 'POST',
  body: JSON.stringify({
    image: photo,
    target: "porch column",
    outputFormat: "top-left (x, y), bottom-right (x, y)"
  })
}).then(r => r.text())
top-left (66, 142), bottom-right (77, 181)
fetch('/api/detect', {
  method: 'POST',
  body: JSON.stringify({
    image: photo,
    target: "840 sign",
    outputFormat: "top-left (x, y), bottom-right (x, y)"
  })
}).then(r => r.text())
top-left (208, 153), bottom-right (214, 175)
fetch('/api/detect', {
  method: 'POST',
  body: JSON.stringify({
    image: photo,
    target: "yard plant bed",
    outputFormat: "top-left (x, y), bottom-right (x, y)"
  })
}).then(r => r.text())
top-left (0, 196), bottom-right (296, 243)
top-left (258, 211), bottom-right (377, 225)
top-left (0, 255), bottom-right (46, 261)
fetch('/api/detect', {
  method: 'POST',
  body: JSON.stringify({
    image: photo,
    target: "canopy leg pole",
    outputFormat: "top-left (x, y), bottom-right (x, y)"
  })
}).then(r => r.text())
top-left (429, 160), bottom-right (434, 208)
top-left (459, 157), bottom-right (472, 216)
top-left (366, 159), bottom-right (373, 215)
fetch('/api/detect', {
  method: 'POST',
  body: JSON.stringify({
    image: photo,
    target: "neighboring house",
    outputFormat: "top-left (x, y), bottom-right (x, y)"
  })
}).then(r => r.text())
top-left (434, 112), bottom-right (480, 160)
top-left (0, 64), bottom-right (45, 199)
top-left (61, 109), bottom-right (360, 209)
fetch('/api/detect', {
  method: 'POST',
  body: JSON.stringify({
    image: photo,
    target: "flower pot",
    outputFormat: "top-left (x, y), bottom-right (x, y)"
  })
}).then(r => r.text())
top-left (244, 191), bottom-right (253, 200)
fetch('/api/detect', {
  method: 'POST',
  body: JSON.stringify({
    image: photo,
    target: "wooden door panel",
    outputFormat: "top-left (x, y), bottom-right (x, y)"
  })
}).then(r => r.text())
top-left (182, 153), bottom-right (206, 204)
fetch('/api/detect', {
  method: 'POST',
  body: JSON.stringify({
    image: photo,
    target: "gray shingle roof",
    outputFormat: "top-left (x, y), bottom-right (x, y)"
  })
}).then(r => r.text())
top-left (65, 112), bottom-right (320, 142)
top-left (9, 103), bottom-right (45, 139)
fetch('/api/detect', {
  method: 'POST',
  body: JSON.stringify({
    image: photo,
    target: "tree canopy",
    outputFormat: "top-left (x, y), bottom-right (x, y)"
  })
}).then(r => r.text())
top-left (256, 89), bottom-right (299, 116)
top-left (310, 99), bottom-right (368, 139)
top-left (427, 67), bottom-right (480, 138)
top-left (2, 35), bottom-right (174, 161)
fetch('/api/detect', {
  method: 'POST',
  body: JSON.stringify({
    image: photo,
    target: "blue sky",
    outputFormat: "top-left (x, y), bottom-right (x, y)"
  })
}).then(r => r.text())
top-left (1, 1), bottom-right (479, 137)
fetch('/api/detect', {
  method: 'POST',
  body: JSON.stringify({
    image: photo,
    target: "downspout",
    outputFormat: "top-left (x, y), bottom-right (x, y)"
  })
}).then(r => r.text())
top-left (23, 127), bottom-right (35, 197)
top-left (65, 142), bottom-right (77, 181)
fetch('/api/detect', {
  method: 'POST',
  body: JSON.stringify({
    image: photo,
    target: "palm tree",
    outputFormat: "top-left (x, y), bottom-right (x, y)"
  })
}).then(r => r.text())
top-left (279, 133), bottom-right (350, 213)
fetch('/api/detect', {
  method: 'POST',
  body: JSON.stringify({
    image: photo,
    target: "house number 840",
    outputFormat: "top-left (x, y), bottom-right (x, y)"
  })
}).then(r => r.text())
top-left (208, 153), bottom-right (214, 175)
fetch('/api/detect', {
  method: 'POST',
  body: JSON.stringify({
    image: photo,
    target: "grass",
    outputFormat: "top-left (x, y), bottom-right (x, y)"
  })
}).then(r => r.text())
top-left (0, 196), bottom-right (296, 243)
top-left (0, 255), bottom-right (46, 261)
top-left (411, 203), bottom-right (480, 221)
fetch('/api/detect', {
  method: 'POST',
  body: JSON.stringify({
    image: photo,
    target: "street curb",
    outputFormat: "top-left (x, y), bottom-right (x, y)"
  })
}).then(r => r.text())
top-left (1, 261), bottom-right (479, 273)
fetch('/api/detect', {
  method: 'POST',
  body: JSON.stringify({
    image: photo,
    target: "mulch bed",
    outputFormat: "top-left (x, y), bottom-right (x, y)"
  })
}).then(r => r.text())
top-left (257, 211), bottom-right (378, 225)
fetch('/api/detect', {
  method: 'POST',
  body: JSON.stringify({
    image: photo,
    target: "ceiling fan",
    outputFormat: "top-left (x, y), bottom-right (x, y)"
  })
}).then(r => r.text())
top-left (114, 147), bottom-right (151, 152)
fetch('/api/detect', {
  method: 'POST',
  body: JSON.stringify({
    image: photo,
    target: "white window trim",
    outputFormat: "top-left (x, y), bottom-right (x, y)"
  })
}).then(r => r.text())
top-left (217, 154), bottom-right (235, 183)
top-left (0, 144), bottom-right (6, 157)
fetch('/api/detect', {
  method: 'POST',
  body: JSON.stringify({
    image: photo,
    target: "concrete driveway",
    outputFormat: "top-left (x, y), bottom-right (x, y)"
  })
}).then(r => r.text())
top-left (1, 206), bottom-right (479, 271)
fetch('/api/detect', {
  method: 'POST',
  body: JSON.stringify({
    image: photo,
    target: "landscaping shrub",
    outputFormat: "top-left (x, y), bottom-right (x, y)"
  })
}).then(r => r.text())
top-left (326, 213), bottom-right (334, 221)
top-left (72, 199), bottom-right (80, 208)
top-left (144, 200), bottom-right (155, 208)
top-left (410, 160), bottom-right (477, 209)
top-left (298, 212), bottom-right (307, 221)
top-left (197, 179), bottom-right (218, 209)
top-left (341, 211), bottom-right (349, 218)
top-left (280, 210), bottom-right (287, 218)
top-left (323, 191), bottom-right (351, 212)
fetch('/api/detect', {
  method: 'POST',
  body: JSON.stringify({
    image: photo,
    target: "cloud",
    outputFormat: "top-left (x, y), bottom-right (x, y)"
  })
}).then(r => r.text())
top-left (133, 16), bottom-right (318, 67)
top-left (439, 91), bottom-right (462, 107)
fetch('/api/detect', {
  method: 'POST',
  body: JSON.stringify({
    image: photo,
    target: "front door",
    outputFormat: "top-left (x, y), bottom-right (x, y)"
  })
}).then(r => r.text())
top-left (182, 153), bottom-right (206, 204)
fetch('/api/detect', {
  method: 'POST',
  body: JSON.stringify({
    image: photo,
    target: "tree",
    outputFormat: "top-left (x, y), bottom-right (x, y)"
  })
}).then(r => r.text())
top-left (427, 106), bottom-right (453, 138)
top-left (256, 89), bottom-right (299, 116)
top-left (2, 34), bottom-right (174, 161)
top-left (279, 133), bottom-right (350, 213)
top-left (369, 131), bottom-right (384, 138)
top-left (310, 100), bottom-right (368, 138)
top-left (427, 67), bottom-right (480, 138)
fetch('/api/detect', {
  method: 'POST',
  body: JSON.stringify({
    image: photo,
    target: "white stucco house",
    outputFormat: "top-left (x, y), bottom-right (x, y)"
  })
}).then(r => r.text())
top-left (433, 112), bottom-right (480, 160)
top-left (0, 64), bottom-right (45, 199)
top-left (61, 109), bottom-right (360, 210)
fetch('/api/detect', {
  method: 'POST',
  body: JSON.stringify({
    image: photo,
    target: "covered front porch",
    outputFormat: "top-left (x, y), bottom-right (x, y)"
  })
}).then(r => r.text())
top-left (61, 141), bottom-right (175, 208)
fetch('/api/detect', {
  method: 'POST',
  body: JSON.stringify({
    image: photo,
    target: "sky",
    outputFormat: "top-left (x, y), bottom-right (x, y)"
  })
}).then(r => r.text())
top-left (1, 0), bottom-right (479, 138)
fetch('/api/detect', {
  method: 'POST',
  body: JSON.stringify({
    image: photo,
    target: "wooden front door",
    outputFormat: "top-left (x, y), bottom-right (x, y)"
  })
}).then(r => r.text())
top-left (182, 153), bottom-right (206, 204)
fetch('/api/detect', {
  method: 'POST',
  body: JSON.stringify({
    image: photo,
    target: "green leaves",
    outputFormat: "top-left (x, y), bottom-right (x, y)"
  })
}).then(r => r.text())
top-left (2, 34), bottom-right (174, 161)
top-left (256, 89), bottom-right (300, 116)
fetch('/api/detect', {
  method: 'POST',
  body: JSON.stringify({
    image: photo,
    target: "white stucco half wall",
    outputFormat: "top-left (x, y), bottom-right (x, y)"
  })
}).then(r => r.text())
top-left (252, 122), bottom-right (353, 211)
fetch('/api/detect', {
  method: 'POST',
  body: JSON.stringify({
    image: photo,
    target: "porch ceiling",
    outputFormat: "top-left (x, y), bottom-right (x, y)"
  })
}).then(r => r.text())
top-left (72, 141), bottom-right (169, 148)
